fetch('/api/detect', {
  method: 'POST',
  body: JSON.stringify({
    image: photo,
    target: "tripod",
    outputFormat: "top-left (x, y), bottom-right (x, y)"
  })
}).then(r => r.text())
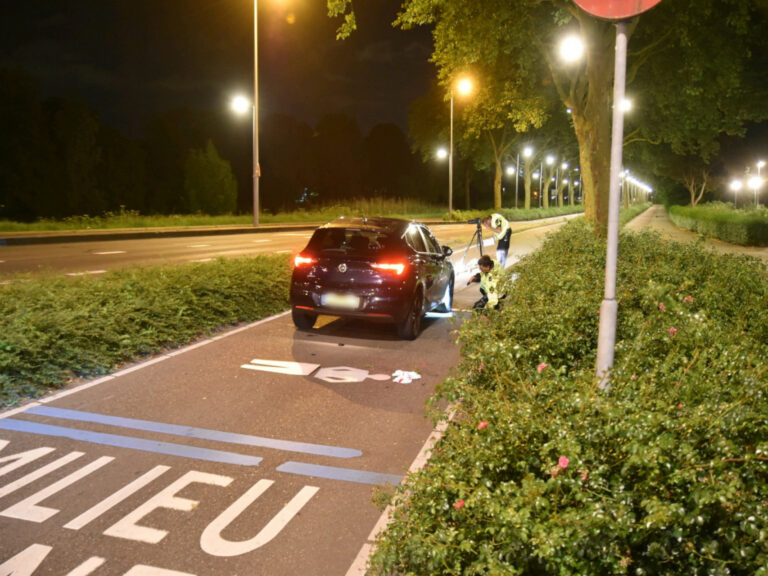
top-left (459, 221), bottom-right (485, 270)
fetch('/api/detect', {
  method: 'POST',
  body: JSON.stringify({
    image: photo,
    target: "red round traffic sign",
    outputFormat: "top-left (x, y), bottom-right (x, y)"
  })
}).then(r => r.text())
top-left (573, 0), bottom-right (662, 20)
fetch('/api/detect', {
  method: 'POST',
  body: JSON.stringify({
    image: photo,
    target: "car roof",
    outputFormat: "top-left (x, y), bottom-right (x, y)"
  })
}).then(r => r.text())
top-left (319, 217), bottom-right (422, 235)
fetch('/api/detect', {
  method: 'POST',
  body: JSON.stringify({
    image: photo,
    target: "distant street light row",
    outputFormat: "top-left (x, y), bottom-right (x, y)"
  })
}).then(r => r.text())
top-left (729, 159), bottom-right (765, 207)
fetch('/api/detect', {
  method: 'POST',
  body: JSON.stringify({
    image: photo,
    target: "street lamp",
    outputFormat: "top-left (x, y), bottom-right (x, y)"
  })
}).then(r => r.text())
top-left (748, 175), bottom-right (763, 207)
top-left (230, 94), bottom-right (258, 224)
top-left (559, 34), bottom-right (585, 63)
top-left (252, 2), bottom-right (260, 225)
top-left (448, 77), bottom-right (474, 219)
top-left (730, 179), bottom-right (743, 207)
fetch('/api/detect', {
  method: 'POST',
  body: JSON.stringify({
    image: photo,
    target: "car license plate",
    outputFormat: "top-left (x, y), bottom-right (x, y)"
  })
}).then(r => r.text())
top-left (321, 293), bottom-right (360, 309)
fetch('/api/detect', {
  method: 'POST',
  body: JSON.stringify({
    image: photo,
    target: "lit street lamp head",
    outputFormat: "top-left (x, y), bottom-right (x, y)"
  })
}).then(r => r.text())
top-left (230, 95), bottom-right (251, 115)
top-left (456, 77), bottom-right (473, 97)
top-left (559, 34), bottom-right (585, 63)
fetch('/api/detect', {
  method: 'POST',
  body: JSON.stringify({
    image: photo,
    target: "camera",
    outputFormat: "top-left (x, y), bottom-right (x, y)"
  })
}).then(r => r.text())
top-left (467, 218), bottom-right (482, 225)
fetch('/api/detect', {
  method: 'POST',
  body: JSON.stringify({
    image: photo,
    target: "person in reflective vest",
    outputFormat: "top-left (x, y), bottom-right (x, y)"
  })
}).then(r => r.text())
top-left (467, 254), bottom-right (503, 310)
top-left (482, 213), bottom-right (511, 267)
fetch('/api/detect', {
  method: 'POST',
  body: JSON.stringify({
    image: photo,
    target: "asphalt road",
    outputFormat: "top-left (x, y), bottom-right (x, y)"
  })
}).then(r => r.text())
top-left (0, 217), bottom-right (574, 575)
top-left (0, 218), bottom-right (578, 278)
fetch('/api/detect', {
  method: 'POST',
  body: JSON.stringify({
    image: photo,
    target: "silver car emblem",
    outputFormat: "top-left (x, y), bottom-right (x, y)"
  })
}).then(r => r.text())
top-left (338, 263), bottom-right (348, 273)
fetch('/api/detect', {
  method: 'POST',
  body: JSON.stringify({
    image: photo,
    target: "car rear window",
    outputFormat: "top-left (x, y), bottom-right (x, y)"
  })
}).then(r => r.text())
top-left (307, 228), bottom-right (402, 254)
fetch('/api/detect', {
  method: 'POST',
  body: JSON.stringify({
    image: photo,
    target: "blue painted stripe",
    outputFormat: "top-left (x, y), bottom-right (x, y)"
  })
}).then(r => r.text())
top-left (277, 461), bottom-right (402, 486)
top-left (27, 406), bottom-right (361, 459)
top-left (0, 419), bottom-right (262, 467)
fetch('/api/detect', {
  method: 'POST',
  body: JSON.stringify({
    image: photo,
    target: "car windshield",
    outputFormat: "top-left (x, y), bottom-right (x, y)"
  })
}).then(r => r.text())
top-left (307, 228), bottom-right (401, 254)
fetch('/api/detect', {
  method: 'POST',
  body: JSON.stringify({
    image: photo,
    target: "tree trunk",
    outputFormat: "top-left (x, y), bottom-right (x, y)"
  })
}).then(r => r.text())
top-left (571, 18), bottom-right (615, 236)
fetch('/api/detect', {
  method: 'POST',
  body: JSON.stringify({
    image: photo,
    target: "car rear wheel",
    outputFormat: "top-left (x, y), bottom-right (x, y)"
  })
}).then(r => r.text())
top-left (397, 288), bottom-right (423, 340)
top-left (435, 276), bottom-right (454, 313)
top-left (292, 307), bottom-right (317, 330)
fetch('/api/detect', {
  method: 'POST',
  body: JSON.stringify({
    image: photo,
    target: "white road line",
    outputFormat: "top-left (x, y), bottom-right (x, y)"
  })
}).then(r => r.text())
top-left (66, 270), bottom-right (107, 277)
top-left (278, 232), bottom-right (312, 237)
top-left (346, 406), bottom-right (458, 576)
top-left (275, 250), bottom-right (292, 254)
top-left (187, 244), bottom-right (211, 248)
top-left (252, 239), bottom-right (271, 243)
top-left (190, 258), bottom-right (214, 263)
top-left (93, 251), bottom-right (126, 255)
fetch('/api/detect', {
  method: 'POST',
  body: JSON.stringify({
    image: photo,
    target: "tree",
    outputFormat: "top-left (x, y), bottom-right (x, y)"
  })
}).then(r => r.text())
top-left (329, 0), bottom-right (768, 233)
top-left (184, 140), bottom-right (238, 215)
top-left (310, 113), bottom-right (363, 202)
top-left (48, 99), bottom-right (104, 216)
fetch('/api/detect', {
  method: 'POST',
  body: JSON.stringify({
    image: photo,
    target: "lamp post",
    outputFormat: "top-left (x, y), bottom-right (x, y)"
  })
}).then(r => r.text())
top-left (230, 95), bottom-right (258, 222)
top-left (757, 160), bottom-right (765, 207)
top-left (252, 2), bottom-right (260, 225)
top-left (506, 165), bottom-right (517, 208)
top-left (448, 77), bottom-right (473, 219)
top-left (730, 179), bottom-right (742, 208)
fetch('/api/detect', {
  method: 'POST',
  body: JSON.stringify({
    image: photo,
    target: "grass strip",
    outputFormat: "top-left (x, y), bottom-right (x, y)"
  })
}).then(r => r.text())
top-left (0, 255), bottom-right (291, 406)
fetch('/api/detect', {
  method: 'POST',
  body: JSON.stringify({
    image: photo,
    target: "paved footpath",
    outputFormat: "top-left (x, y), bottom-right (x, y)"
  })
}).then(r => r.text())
top-left (625, 204), bottom-right (768, 266)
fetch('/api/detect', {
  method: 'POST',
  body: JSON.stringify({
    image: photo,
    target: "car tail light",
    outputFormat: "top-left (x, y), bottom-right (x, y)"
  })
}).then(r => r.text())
top-left (294, 253), bottom-right (317, 268)
top-left (371, 261), bottom-right (406, 275)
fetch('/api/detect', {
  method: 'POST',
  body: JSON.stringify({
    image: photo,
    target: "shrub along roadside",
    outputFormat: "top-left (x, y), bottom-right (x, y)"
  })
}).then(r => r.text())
top-left (370, 221), bottom-right (768, 575)
top-left (0, 255), bottom-right (292, 407)
top-left (669, 203), bottom-right (768, 246)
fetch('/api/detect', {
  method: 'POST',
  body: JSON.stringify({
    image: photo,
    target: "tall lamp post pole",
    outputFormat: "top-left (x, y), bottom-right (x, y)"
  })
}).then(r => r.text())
top-left (448, 77), bottom-right (473, 219)
top-left (515, 153), bottom-right (520, 208)
top-left (449, 90), bottom-right (454, 219)
top-left (252, 1), bottom-right (260, 226)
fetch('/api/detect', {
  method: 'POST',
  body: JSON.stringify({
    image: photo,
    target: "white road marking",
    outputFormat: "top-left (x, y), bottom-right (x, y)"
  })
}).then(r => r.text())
top-left (275, 250), bottom-right (291, 254)
top-left (93, 251), bottom-right (126, 255)
top-left (200, 481), bottom-right (319, 557)
top-left (189, 258), bottom-right (214, 263)
top-left (66, 270), bottom-right (107, 276)
top-left (187, 244), bottom-right (210, 248)
top-left (252, 239), bottom-right (271, 243)
top-left (277, 232), bottom-right (312, 237)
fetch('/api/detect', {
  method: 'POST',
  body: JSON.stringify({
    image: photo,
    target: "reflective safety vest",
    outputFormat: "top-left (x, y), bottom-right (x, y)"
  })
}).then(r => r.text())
top-left (490, 213), bottom-right (510, 241)
top-left (480, 259), bottom-right (502, 307)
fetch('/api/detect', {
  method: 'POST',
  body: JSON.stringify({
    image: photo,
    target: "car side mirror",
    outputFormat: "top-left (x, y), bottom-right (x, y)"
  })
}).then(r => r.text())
top-left (442, 245), bottom-right (453, 257)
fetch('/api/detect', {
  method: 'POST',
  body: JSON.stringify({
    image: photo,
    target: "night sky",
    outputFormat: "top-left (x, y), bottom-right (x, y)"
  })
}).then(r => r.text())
top-left (0, 0), bottom-right (436, 136)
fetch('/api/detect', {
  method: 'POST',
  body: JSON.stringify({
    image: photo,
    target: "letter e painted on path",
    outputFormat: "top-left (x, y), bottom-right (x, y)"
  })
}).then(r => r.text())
top-left (200, 480), bottom-right (319, 557)
top-left (104, 471), bottom-right (232, 544)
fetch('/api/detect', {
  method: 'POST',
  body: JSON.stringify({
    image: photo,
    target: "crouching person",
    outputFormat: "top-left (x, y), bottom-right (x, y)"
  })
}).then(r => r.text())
top-left (467, 254), bottom-right (504, 310)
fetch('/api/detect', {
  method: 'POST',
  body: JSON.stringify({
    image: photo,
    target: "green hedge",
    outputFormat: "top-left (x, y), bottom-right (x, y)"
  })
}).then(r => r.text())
top-left (370, 221), bottom-right (768, 575)
top-left (669, 204), bottom-right (768, 246)
top-left (0, 255), bottom-right (291, 406)
top-left (449, 205), bottom-right (584, 223)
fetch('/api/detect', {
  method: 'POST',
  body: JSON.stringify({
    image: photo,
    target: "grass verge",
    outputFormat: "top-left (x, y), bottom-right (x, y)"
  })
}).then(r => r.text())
top-left (668, 202), bottom-right (768, 246)
top-left (0, 255), bottom-right (292, 407)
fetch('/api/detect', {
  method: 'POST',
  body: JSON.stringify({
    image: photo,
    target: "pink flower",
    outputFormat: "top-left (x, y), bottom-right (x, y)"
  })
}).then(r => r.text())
top-left (659, 302), bottom-right (666, 312)
top-left (477, 421), bottom-right (488, 430)
top-left (478, 362), bottom-right (485, 373)
top-left (668, 327), bottom-right (678, 338)
top-left (558, 456), bottom-right (570, 469)
top-left (675, 381), bottom-right (680, 388)
top-left (631, 374), bottom-right (638, 381)
top-left (683, 295), bottom-right (694, 304)
top-left (454, 499), bottom-right (465, 510)
top-left (677, 403), bottom-right (683, 409)
top-left (579, 469), bottom-right (589, 481)
top-left (537, 362), bottom-right (548, 373)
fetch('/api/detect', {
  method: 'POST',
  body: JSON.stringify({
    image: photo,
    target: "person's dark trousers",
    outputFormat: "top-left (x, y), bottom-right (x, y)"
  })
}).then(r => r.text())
top-left (496, 229), bottom-right (512, 267)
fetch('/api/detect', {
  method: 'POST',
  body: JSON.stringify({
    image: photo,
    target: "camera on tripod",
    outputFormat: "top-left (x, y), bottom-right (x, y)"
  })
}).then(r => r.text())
top-left (467, 218), bottom-right (482, 225)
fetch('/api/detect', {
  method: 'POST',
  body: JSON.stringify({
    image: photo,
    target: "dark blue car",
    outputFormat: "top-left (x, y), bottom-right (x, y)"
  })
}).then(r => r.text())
top-left (290, 217), bottom-right (454, 339)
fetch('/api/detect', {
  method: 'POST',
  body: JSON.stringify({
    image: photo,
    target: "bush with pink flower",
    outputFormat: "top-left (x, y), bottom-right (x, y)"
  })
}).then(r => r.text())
top-left (371, 220), bottom-right (768, 575)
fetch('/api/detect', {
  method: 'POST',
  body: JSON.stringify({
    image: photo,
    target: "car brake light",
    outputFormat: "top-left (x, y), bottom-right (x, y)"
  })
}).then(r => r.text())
top-left (371, 262), bottom-right (406, 275)
top-left (294, 254), bottom-right (316, 268)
